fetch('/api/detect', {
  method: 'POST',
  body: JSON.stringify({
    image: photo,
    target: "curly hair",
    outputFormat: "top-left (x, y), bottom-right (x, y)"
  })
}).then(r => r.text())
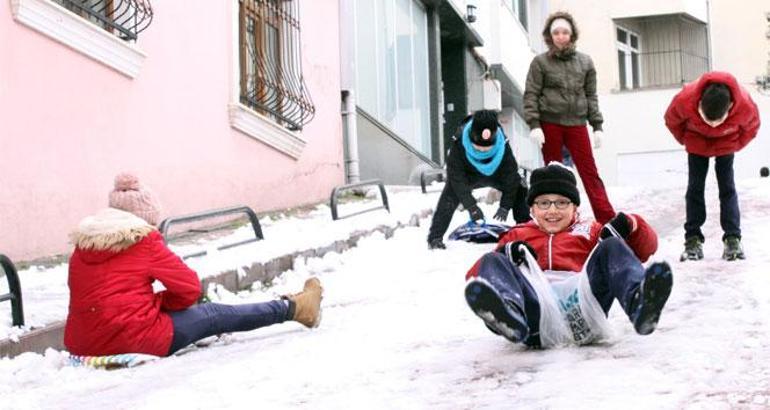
top-left (541, 11), bottom-right (579, 51)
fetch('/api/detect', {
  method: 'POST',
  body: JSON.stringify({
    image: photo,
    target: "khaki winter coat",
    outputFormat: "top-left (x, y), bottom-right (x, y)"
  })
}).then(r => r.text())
top-left (523, 49), bottom-right (603, 131)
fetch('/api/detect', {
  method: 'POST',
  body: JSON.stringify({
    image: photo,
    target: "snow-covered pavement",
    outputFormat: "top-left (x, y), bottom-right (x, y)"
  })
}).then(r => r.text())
top-left (2, 178), bottom-right (770, 410)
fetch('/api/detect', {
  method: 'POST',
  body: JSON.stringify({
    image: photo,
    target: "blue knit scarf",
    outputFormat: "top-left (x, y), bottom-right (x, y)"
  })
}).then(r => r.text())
top-left (461, 121), bottom-right (505, 176)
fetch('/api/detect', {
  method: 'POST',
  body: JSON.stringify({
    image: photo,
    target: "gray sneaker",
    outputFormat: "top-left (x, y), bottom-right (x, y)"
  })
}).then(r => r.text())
top-left (680, 237), bottom-right (703, 261)
top-left (722, 236), bottom-right (745, 261)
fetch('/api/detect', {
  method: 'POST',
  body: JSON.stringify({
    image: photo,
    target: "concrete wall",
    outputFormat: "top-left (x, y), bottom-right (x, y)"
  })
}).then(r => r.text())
top-left (357, 112), bottom-right (427, 184)
top-left (596, 90), bottom-right (770, 186)
top-left (710, 0), bottom-right (770, 85)
top-left (0, 0), bottom-right (344, 260)
top-left (549, 0), bottom-right (709, 93)
top-left (538, 0), bottom-right (769, 187)
top-left (474, 0), bottom-right (536, 92)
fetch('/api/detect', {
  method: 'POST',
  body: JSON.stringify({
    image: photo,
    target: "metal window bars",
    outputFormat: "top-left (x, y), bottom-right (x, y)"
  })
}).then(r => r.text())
top-left (54, 0), bottom-right (154, 41)
top-left (239, 0), bottom-right (316, 131)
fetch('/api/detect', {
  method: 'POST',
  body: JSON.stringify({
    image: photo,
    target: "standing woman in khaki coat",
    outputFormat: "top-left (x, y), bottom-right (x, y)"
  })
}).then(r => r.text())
top-left (523, 11), bottom-right (616, 224)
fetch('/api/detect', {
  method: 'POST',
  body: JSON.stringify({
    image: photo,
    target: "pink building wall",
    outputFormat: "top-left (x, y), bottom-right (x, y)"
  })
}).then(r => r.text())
top-left (0, 1), bottom-right (344, 261)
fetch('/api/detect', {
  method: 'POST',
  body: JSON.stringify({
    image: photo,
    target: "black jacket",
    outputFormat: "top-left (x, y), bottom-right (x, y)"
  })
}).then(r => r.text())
top-left (445, 124), bottom-right (521, 211)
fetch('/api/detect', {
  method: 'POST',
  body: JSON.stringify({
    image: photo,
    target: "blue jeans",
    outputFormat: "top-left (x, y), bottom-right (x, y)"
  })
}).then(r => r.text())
top-left (167, 301), bottom-right (290, 355)
top-left (474, 238), bottom-right (644, 344)
top-left (685, 153), bottom-right (740, 241)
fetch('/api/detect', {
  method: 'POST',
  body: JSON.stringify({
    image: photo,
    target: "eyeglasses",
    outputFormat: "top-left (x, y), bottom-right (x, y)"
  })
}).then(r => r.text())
top-left (533, 199), bottom-right (572, 210)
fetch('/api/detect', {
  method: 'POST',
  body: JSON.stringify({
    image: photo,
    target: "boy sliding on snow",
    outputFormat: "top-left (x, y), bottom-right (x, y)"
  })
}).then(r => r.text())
top-left (464, 163), bottom-right (673, 347)
top-left (664, 71), bottom-right (760, 261)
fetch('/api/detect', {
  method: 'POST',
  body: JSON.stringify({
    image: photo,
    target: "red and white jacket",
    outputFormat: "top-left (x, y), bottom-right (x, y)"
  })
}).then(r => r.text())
top-left (466, 214), bottom-right (657, 280)
top-left (64, 208), bottom-right (201, 356)
top-left (664, 71), bottom-right (760, 157)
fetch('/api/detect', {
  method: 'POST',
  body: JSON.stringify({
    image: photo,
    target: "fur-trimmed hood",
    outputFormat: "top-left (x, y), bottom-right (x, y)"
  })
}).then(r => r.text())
top-left (70, 208), bottom-right (156, 256)
top-left (542, 11), bottom-right (579, 57)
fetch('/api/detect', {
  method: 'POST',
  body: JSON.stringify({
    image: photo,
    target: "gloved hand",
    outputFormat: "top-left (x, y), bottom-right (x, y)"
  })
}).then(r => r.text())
top-left (500, 240), bottom-right (538, 266)
top-left (468, 205), bottom-right (485, 223)
top-left (600, 212), bottom-right (634, 240)
top-left (592, 130), bottom-right (603, 149)
top-left (493, 207), bottom-right (509, 222)
top-left (529, 128), bottom-right (545, 148)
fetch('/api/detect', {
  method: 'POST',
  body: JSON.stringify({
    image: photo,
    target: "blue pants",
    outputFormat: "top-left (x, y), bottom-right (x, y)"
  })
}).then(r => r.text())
top-left (685, 153), bottom-right (740, 241)
top-left (474, 238), bottom-right (644, 345)
top-left (167, 301), bottom-right (290, 355)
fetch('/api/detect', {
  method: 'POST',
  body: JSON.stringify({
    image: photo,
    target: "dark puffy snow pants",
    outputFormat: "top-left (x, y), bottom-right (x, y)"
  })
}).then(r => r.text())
top-left (472, 237), bottom-right (645, 344)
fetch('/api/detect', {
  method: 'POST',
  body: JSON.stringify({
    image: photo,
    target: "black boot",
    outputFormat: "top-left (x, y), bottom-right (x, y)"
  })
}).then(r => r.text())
top-left (465, 278), bottom-right (529, 343)
top-left (722, 236), bottom-right (745, 261)
top-left (630, 262), bottom-right (673, 335)
top-left (680, 237), bottom-right (703, 261)
top-left (428, 237), bottom-right (446, 250)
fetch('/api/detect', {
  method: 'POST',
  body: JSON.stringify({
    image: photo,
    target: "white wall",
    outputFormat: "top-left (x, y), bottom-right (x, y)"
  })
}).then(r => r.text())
top-left (608, 0), bottom-right (707, 22)
top-left (710, 0), bottom-right (770, 85)
top-left (471, 0), bottom-right (535, 91)
top-left (596, 90), bottom-right (770, 186)
top-left (546, 0), bottom-right (769, 188)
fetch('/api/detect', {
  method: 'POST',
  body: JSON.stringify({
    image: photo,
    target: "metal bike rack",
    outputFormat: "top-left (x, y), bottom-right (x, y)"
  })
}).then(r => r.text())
top-left (420, 168), bottom-right (446, 194)
top-left (158, 205), bottom-right (264, 260)
top-left (330, 179), bottom-right (390, 220)
top-left (0, 254), bottom-right (24, 327)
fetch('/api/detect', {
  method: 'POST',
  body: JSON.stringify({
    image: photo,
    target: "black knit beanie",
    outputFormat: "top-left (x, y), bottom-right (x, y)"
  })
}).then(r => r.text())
top-left (469, 110), bottom-right (498, 147)
top-left (526, 162), bottom-right (581, 206)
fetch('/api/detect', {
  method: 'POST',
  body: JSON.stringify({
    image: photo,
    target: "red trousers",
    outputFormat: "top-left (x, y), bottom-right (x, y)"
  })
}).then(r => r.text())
top-left (540, 122), bottom-right (616, 223)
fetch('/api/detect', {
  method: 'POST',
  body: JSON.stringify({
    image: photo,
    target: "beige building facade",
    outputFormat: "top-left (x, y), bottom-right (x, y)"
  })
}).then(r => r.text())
top-left (543, 0), bottom-right (770, 185)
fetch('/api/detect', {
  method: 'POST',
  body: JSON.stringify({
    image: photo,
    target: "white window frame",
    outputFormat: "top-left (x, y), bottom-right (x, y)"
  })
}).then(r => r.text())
top-left (10, 0), bottom-right (146, 78)
top-left (228, 0), bottom-right (306, 160)
top-left (616, 26), bottom-right (641, 90)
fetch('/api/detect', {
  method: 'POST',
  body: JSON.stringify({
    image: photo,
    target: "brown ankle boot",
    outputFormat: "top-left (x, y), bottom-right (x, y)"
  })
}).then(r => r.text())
top-left (286, 278), bottom-right (323, 328)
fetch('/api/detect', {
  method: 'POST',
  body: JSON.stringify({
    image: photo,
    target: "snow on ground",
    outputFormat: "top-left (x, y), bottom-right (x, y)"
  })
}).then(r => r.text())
top-left (2, 178), bottom-right (770, 409)
top-left (0, 185), bottom-right (446, 340)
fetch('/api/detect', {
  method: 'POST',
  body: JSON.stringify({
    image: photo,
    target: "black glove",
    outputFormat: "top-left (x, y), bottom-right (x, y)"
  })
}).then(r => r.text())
top-left (493, 207), bottom-right (509, 222)
top-left (468, 205), bottom-right (484, 223)
top-left (500, 240), bottom-right (537, 266)
top-left (600, 212), bottom-right (633, 240)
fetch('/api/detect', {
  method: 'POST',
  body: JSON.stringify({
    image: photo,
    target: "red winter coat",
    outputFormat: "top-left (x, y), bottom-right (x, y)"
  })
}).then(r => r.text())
top-left (664, 71), bottom-right (760, 157)
top-left (64, 208), bottom-right (201, 356)
top-left (466, 214), bottom-right (657, 280)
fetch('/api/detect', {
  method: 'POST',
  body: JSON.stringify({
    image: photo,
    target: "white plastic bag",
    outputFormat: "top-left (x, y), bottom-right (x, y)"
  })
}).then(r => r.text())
top-left (515, 245), bottom-right (613, 347)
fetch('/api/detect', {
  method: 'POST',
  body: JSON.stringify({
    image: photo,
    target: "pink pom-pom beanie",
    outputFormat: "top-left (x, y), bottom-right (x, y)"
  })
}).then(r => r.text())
top-left (108, 173), bottom-right (162, 226)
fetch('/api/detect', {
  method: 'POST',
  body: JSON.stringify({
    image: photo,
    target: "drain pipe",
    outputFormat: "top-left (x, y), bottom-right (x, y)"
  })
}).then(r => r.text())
top-left (341, 90), bottom-right (360, 183)
top-left (339, 0), bottom-right (360, 184)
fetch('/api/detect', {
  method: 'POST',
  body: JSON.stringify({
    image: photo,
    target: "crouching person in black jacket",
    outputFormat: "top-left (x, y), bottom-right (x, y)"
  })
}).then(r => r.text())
top-left (428, 110), bottom-right (530, 250)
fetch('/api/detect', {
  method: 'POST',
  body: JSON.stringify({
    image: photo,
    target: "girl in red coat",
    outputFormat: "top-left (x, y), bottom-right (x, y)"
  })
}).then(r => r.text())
top-left (664, 71), bottom-right (760, 261)
top-left (64, 173), bottom-right (323, 357)
top-left (464, 163), bottom-right (672, 347)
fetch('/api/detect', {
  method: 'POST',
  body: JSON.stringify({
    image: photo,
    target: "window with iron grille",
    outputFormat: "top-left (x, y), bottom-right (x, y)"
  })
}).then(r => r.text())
top-left (52, 0), bottom-right (153, 41)
top-left (613, 15), bottom-right (709, 90)
top-left (239, 0), bottom-right (315, 131)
